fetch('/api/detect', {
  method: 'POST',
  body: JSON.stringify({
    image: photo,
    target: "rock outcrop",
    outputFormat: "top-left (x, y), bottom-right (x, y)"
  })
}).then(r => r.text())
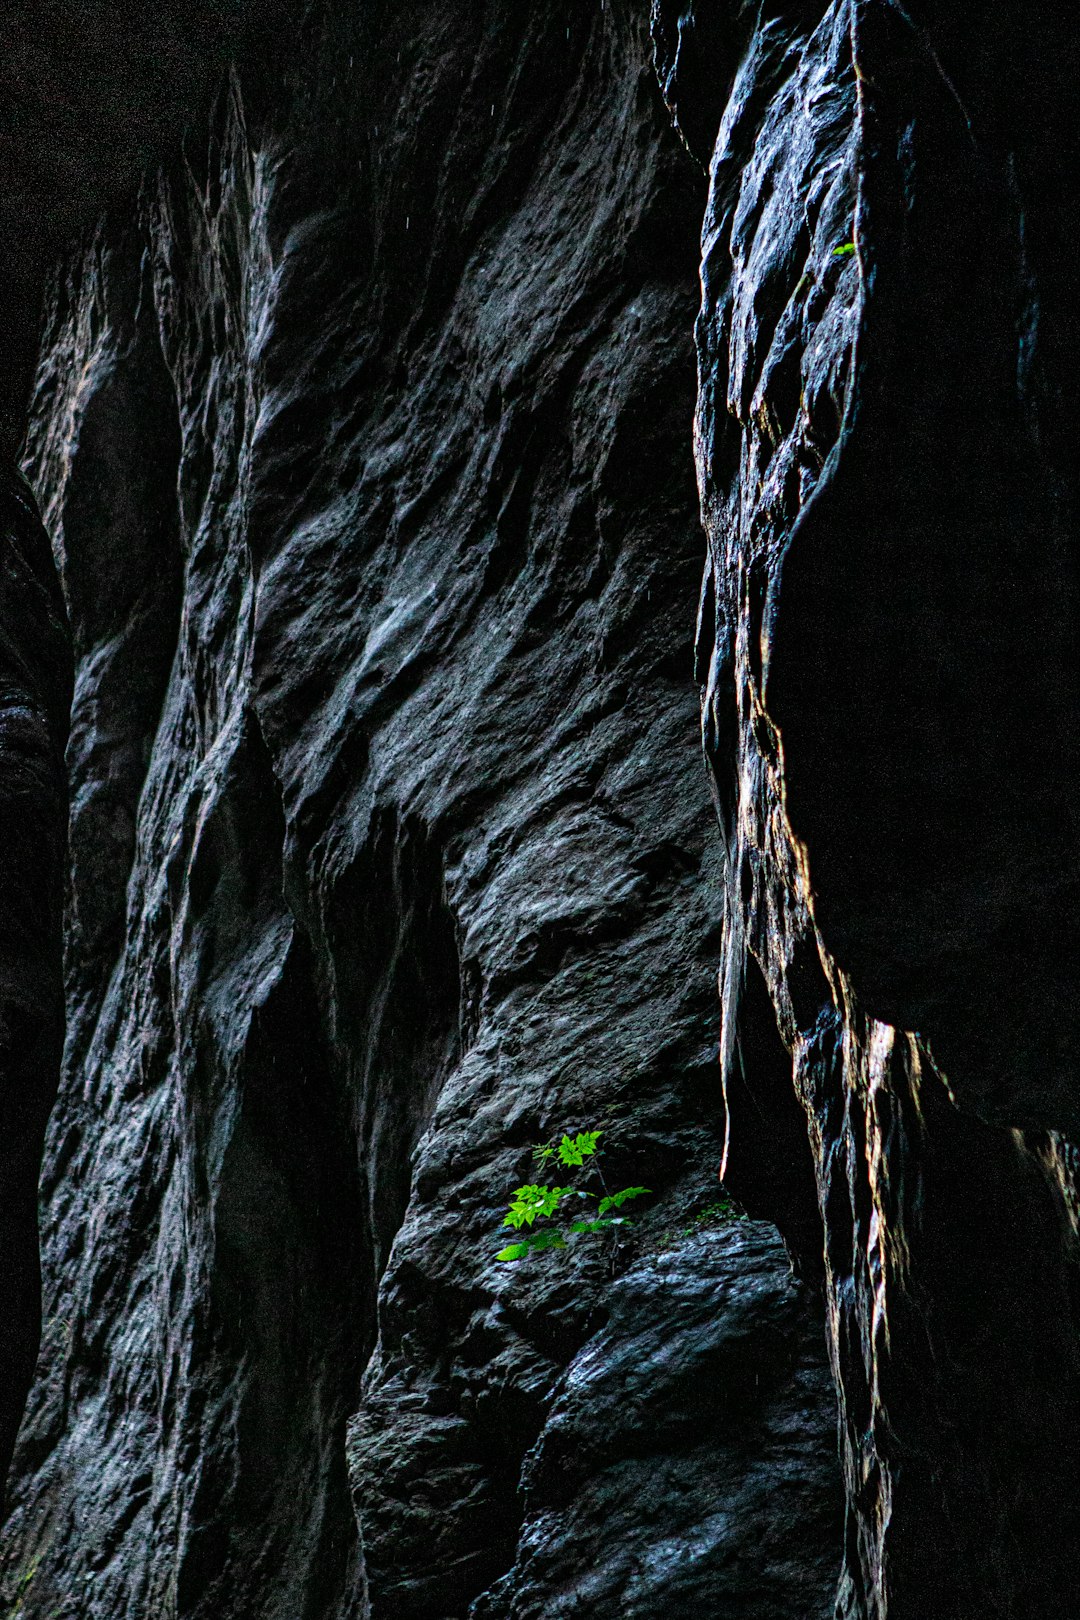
top-left (0, 473), bottom-right (70, 1510)
top-left (0, 2), bottom-right (842, 1617)
top-left (10, 0), bottom-right (1074, 1614)
top-left (673, 0), bottom-right (1080, 1614)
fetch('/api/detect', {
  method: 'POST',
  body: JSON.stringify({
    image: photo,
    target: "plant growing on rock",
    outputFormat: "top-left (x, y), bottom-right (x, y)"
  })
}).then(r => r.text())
top-left (693, 1194), bottom-right (747, 1225)
top-left (1, 1553), bottom-right (41, 1618)
top-left (496, 1129), bottom-right (649, 1262)
top-left (649, 1193), bottom-right (748, 1253)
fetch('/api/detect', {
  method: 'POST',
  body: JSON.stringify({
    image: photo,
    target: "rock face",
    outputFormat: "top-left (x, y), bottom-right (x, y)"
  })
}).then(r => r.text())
top-left (0, 2), bottom-right (842, 1617)
top-left (469, 1223), bottom-right (839, 1620)
top-left (14, 0), bottom-right (1076, 1613)
top-left (671, 0), bottom-right (1080, 1615)
top-left (0, 0), bottom-right (298, 459)
top-left (0, 473), bottom-right (70, 1508)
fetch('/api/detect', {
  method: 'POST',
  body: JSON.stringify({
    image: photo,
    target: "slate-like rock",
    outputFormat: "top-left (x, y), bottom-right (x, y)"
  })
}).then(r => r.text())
top-left (679, 0), bottom-right (1080, 1613)
top-left (0, 472), bottom-right (71, 1506)
top-left (470, 1223), bottom-right (839, 1620)
top-left (0, 2), bottom-right (842, 1617)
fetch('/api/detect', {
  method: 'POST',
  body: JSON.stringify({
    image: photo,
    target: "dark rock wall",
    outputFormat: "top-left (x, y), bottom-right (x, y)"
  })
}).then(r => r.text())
top-left (675, 0), bottom-right (1080, 1615)
top-left (0, 474), bottom-right (71, 1506)
top-left (0, 0), bottom-right (299, 459)
top-left (0, 3), bottom-right (842, 1617)
top-left (13, 0), bottom-right (1074, 1613)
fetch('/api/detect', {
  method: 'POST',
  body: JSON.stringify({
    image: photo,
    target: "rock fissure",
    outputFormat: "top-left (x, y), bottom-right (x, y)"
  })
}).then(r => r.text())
top-left (3, 0), bottom-right (1077, 1616)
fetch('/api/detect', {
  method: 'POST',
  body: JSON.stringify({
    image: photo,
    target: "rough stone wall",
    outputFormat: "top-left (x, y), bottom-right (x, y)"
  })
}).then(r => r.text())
top-left (670, 1), bottom-right (1080, 1615)
top-left (0, 3), bottom-right (842, 1617)
top-left (8, 0), bottom-right (1080, 1615)
top-left (0, 0), bottom-right (299, 458)
top-left (0, 473), bottom-right (71, 1506)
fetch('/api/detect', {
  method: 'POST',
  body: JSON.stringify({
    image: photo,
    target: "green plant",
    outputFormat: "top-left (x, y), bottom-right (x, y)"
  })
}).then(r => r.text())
top-left (693, 1194), bottom-right (747, 1224)
top-left (651, 1192), bottom-right (748, 1252)
top-left (496, 1129), bottom-right (649, 1262)
top-left (2, 1554), bottom-right (41, 1618)
top-left (831, 241), bottom-right (856, 258)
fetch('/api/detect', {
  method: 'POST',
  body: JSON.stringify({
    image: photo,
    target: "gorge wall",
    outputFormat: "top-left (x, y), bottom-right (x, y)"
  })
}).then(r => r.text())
top-left (2, 1), bottom-right (841, 1615)
top-left (674, 1), bottom-right (1080, 1616)
top-left (0, 474), bottom-right (70, 1512)
top-left (1, 1), bottom-right (1078, 1618)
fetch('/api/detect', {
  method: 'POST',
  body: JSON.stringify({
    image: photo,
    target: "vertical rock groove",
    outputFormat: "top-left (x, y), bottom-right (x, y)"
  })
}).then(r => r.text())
top-left (0, 473), bottom-right (71, 1511)
top-left (673, 0), bottom-right (1080, 1613)
top-left (5, 0), bottom-right (1079, 1614)
top-left (3, 3), bottom-right (842, 1617)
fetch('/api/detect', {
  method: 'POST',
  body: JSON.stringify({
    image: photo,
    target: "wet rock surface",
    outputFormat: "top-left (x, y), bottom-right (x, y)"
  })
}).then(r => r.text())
top-left (0, 472), bottom-right (71, 1509)
top-left (0, 2), bottom-right (842, 1617)
top-left (14, 0), bottom-right (1077, 1613)
top-left (470, 1222), bottom-right (839, 1620)
top-left (677, 0), bottom-right (1080, 1614)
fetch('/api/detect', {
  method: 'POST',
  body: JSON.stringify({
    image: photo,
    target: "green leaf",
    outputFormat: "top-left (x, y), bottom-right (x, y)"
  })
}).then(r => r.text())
top-left (597, 1186), bottom-right (650, 1216)
top-left (502, 1183), bottom-right (541, 1228)
top-left (556, 1130), bottom-right (602, 1167)
top-left (527, 1227), bottom-right (568, 1252)
top-left (568, 1217), bottom-right (626, 1236)
top-left (494, 1127), bottom-right (640, 1265)
top-left (503, 1184), bottom-right (575, 1228)
top-left (693, 1195), bottom-right (748, 1224)
top-left (831, 241), bottom-right (856, 258)
top-left (496, 1226), bottom-right (569, 1262)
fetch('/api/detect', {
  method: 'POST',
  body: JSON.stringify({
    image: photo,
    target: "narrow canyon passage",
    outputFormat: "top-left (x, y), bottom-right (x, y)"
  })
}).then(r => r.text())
top-left (1, 3), bottom-right (1079, 1618)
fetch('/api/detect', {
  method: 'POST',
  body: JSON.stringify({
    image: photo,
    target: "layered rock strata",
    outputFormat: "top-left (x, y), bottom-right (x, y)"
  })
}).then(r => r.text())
top-left (669, 1), bottom-right (1080, 1614)
top-left (0, 473), bottom-right (70, 1509)
top-left (0, 2), bottom-right (842, 1616)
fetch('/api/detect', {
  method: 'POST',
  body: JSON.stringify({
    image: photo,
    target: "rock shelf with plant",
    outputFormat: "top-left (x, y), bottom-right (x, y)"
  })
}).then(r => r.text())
top-left (496, 1129), bottom-right (650, 1262)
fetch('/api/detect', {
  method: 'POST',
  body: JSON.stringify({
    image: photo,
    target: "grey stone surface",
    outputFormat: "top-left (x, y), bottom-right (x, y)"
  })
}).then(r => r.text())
top-left (470, 1223), bottom-right (838, 1620)
top-left (0, 471), bottom-right (70, 1511)
top-left (677, 0), bottom-right (1080, 1614)
top-left (0, 2), bottom-right (841, 1616)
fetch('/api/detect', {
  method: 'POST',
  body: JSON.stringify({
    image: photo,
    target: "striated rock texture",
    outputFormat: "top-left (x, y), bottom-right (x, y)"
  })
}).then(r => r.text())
top-left (8, 0), bottom-right (1080, 1614)
top-left (0, 0), bottom-right (299, 459)
top-left (0, 473), bottom-right (71, 1509)
top-left (469, 1222), bottom-right (838, 1620)
top-left (672, 0), bottom-right (1080, 1616)
top-left (0, 2), bottom-right (842, 1617)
